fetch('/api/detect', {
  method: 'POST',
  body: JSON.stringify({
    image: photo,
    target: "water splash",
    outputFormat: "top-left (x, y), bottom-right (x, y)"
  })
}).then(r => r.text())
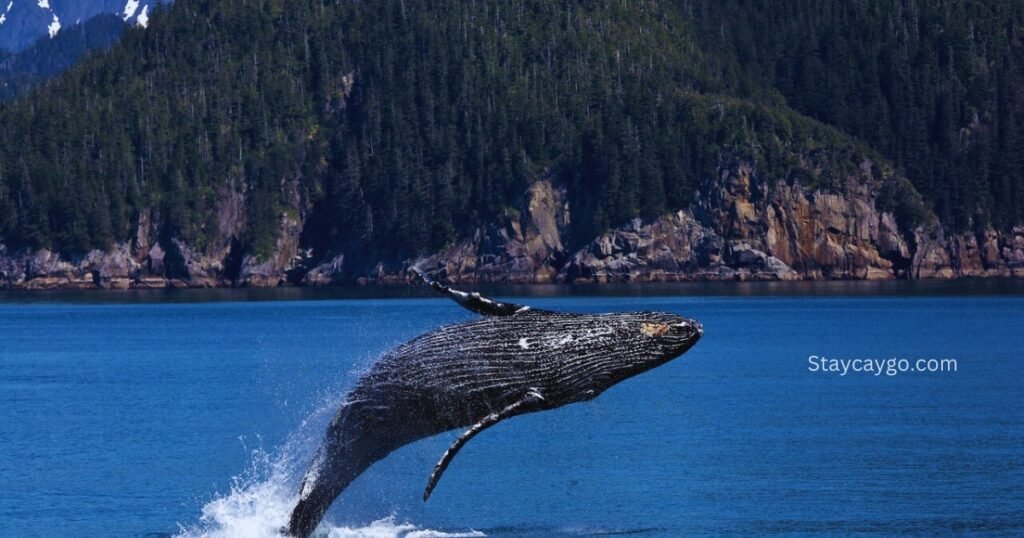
top-left (174, 390), bottom-right (484, 538)
top-left (325, 517), bottom-right (485, 538)
top-left (173, 434), bottom-right (307, 537)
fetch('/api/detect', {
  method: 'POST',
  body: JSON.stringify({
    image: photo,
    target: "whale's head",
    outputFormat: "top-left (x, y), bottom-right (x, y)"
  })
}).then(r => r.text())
top-left (551, 311), bottom-right (702, 403)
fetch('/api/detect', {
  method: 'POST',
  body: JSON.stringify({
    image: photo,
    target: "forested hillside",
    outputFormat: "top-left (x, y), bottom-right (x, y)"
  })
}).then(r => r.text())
top-left (0, 0), bottom-right (1022, 288)
top-left (687, 0), bottom-right (1024, 231)
top-left (0, 0), bottom-right (774, 258)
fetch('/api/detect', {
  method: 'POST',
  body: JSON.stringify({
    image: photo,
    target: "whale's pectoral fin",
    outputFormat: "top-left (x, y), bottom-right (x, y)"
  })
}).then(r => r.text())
top-left (412, 266), bottom-right (535, 316)
top-left (423, 389), bottom-right (545, 500)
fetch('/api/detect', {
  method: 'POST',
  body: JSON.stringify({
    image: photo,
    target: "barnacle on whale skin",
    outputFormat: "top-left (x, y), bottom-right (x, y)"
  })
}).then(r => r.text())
top-left (641, 323), bottom-right (671, 337)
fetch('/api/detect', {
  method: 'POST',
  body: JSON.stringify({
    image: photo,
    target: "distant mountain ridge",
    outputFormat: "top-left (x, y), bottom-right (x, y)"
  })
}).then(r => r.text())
top-left (0, 12), bottom-right (125, 99)
top-left (0, 1), bottom-right (167, 99)
top-left (0, 0), bottom-right (160, 53)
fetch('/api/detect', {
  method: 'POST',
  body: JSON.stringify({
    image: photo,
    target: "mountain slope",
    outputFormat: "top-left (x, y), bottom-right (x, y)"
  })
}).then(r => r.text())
top-left (0, 1), bottom-right (165, 100)
top-left (0, 0), bottom-right (1022, 289)
top-left (0, 13), bottom-right (125, 99)
top-left (0, 0), bottom-right (159, 53)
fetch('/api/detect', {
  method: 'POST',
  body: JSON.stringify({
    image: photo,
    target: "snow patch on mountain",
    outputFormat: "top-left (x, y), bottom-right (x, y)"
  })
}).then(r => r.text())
top-left (123, 0), bottom-right (139, 20)
top-left (1, 0), bottom-right (165, 52)
top-left (34, 0), bottom-right (61, 39)
top-left (136, 5), bottom-right (148, 28)
top-left (46, 12), bottom-right (58, 37)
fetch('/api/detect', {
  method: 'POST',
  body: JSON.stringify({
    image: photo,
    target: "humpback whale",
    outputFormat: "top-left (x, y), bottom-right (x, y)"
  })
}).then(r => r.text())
top-left (286, 270), bottom-right (703, 537)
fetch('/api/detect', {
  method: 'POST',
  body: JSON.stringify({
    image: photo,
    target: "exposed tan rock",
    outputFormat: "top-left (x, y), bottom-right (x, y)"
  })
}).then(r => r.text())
top-left (88, 244), bottom-right (141, 288)
top-left (134, 209), bottom-right (153, 257)
top-left (134, 277), bottom-right (169, 289)
top-left (147, 244), bottom-right (166, 275)
top-left (302, 254), bottom-right (345, 287)
top-left (238, 211), bottom-right (304, 287)
top-left (560, 212), bottom-right (729, 283)
top-left (415, 180), bottom-right (570, 283)
top-left (409, 158), bottom-right (1024, 285)
top-left (167, 239), bottom-right (222, 287)
top-left (877, 213), bottom-right (910, 261)
top-left (912, 228), bottom-right (956, 279)
top-left (981, 229), bottom-right (1001, 267)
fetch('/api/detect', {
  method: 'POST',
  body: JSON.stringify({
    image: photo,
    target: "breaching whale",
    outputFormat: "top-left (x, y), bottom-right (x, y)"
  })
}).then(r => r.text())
top-left (286, 269), bottom-right (703, 537)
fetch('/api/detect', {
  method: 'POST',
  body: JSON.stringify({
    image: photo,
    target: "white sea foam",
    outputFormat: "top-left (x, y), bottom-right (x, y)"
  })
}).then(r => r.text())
top-left (173, 432), bottom-right (304, 538)
top-left (326, 518), bottom-right (484, 538)
top-left (175, 389), bottom-right (484, 538)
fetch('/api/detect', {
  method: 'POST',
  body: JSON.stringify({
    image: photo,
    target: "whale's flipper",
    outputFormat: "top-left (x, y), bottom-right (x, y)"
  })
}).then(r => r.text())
top-left (423, 389), bottom-right (545, 500)
top-left (413, 267), bottom-right (535, 316)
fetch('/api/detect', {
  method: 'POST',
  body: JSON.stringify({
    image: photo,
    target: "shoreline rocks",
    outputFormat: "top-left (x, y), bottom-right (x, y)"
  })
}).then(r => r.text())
top-left (3, 167), bottom-right (1024, 291)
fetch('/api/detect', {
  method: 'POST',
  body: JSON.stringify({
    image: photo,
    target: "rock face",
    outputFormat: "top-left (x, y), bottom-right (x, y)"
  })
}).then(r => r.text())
top-left (913, 225), bottom-right (1024, 279)
top-left (301, 254), bottom-right (345, 287)
top-left (237, 212), bottom-right (304, 288)
top-left (560, 161), bottom-right (901, 283)
top-left (408, 160), bottom-right (1024, 284)
top-left (413, 180), bottom-right (571, 283)
top-left (2, 162), bottom-right (1023, 290)
top-left (405, 160), bottom-right (1022, 285)
top-left (0, 180), bottom-right (308, 290)
top-left (559, 212), bottom-right (735, 283)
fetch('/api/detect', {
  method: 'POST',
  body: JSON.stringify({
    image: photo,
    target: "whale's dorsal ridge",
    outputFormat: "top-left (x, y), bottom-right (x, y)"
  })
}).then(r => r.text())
top-left (413, 266), bottom-right (545, 317)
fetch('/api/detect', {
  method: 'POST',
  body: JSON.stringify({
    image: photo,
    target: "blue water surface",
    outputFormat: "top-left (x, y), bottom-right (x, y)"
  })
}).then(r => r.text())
top-left (1, 291), bottom-right (1022, 536)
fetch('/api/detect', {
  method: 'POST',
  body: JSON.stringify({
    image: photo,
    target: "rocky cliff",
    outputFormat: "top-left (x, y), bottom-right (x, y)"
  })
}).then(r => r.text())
top-left (0, 178), bottom-right (308, 290)
top-left (413, 163), bottom-right (1024, 285)
top-left (2, 164), bottom-right (1023, 290)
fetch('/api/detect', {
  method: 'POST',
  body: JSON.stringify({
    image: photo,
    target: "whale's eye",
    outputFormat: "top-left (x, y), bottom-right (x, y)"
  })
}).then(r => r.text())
top-left (641, 323), bottom-right (670, 337)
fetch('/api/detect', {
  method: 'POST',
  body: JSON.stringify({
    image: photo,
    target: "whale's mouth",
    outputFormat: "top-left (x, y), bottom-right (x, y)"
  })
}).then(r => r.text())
top-left (659, 317), bottom-right (702, 344)
top-left (657, 317), bottom-right (702, 360)
top-left (677, 319), bottom-right (703, 338)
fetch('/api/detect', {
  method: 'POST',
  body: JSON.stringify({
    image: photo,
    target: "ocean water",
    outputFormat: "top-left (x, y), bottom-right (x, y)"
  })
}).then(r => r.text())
top-left (1, 289), bottom-right (1023, 536)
